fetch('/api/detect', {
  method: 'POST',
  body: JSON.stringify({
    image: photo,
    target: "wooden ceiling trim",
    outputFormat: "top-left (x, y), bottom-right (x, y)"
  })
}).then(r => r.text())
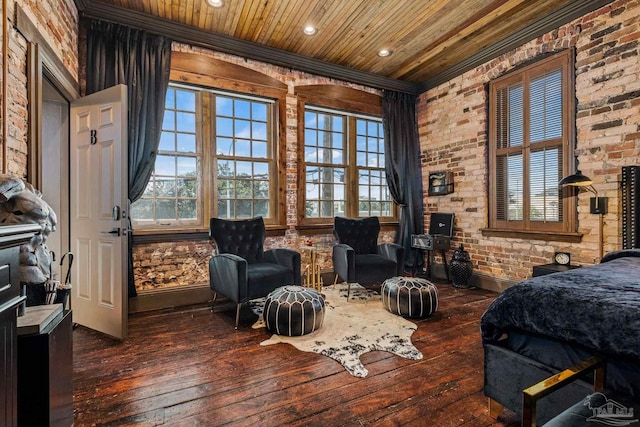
top-left (170, 51), bottom-right (287, 96)
top-left (80, 0), bottom-right (418, 94)
top-left (295, 84), bottom-right (382, 117)
top-left (418, 0), bottom-right (614, 91)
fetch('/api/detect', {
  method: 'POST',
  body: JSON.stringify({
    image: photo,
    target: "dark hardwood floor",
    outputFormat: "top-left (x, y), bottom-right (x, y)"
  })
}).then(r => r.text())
top-left (73, 282), bottom-right (517, 426)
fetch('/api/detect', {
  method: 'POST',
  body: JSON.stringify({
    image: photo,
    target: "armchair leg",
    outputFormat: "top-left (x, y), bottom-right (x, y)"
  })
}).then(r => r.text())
top-left (235, 303), bottom-right (242, 329)
top-left (347, 282), bottom-right (351, 300)
top-left (210, 292), bottom-right (217, 312)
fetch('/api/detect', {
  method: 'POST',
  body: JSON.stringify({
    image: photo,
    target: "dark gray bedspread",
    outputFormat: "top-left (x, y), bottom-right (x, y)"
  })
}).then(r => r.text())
top-left (480, 249), bottom-right (640, 360)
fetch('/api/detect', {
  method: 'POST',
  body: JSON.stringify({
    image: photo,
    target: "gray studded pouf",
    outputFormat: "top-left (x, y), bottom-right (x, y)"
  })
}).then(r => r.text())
top-left (381, 276), bottom-right (438, 318)
top-left (263, 285), bottom-right (325, 336)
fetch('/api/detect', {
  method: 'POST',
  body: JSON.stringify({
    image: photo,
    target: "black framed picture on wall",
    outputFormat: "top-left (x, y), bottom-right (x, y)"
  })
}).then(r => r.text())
top-left (428, 171), bottom-right (454, 196)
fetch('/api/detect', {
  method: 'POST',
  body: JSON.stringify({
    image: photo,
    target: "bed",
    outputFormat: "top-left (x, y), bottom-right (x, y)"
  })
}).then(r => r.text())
top-left (480, 249), bottom-right (640, 423)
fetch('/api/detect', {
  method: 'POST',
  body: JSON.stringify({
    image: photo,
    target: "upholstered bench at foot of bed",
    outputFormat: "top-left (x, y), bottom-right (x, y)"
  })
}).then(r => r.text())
top-left (381, 276), bottom-right (438, 318)
top-left (263, 285), bottom-right (325, 336)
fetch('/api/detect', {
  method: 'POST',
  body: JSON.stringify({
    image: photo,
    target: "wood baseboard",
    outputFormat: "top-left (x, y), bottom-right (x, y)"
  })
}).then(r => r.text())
top-left (129, 284), bottom-right (212, 313)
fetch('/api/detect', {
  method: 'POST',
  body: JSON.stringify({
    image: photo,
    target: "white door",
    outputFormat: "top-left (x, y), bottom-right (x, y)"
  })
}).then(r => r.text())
top-left (70, 84), bottom-right (128, 340)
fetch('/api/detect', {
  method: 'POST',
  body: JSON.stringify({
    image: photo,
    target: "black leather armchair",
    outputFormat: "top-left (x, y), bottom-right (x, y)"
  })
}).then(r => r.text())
top-left (332, 216), bottom-right (405, 299)
top-left (209, 216), bottom-right (301, 328)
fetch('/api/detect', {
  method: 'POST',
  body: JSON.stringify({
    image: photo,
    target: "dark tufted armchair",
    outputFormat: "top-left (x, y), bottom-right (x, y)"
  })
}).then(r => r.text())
top-left (209, 216), bottom-right (301, 328)
top-left (332, 216), bottom-right (405, 299)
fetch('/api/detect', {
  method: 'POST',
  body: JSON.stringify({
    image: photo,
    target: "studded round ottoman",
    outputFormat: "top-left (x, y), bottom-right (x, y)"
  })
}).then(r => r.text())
top-left (263, 285), bottom-right (325, 336)
top-left (381, 276), bottom-right (438, 318)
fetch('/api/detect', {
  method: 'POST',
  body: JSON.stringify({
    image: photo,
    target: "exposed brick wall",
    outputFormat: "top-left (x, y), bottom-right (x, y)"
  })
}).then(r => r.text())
top-left (133, 43), bottom-right (394, 290)
top-left (0, 0), bottom-right (79, 175)
top-left (418, 0), bottom-right (640, 282)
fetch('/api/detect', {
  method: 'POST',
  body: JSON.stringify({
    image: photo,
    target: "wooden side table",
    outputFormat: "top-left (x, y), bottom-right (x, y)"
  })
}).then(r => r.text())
top-left (301, 246), bottom-right (323, 291)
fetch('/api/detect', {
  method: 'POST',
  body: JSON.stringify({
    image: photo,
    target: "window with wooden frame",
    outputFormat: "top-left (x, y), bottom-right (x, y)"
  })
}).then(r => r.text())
top-left (130, 52), bottom-right (287, 232)
top-left (303, 107), bottom-right (393, 221)
top-left (131, 83), bottom-right (278, 228)
top-left (488, 49), bottom-right (575, 236)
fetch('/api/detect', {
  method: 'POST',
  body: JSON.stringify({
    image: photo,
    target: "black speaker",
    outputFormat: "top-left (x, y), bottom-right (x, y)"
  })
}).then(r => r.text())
top-left (429, 213), bottom-right (454, 238)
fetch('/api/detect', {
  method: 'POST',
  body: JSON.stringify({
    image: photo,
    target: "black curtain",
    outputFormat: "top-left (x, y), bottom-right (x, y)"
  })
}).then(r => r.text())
top-left (382, 90), bottom-right (425, 269)
top-left (86, 20), bottom-right (172, 297)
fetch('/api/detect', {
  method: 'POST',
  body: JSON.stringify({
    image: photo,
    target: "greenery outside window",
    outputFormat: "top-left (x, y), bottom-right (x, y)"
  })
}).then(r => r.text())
top-left (303, 106), bottom-right (393, 223)
top-left (488, 49), bottom-right (575, 234)
top-left (132, 83), bottom-right (277, 228)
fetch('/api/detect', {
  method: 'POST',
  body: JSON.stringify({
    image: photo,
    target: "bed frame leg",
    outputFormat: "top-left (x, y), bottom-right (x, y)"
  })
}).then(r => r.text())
top-left (488, 398), bottom-right (504, 419)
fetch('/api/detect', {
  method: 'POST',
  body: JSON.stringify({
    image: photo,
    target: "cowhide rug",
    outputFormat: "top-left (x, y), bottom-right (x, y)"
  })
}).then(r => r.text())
top-left (249, 283), bottom-right (422, 378)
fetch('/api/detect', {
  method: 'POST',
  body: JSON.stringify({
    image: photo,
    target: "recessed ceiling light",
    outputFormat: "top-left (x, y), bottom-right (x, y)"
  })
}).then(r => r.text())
top-left (207, 0), bottom-right (224, 7)
top-left (303, 26), bottom-right (317, 36)
top-left (378, 49), bottom-right (392, 57)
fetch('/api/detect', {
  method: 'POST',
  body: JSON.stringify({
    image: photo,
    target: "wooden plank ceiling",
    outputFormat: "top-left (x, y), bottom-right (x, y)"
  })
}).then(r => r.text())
top-left (83, 0), bottom-right (603, 91)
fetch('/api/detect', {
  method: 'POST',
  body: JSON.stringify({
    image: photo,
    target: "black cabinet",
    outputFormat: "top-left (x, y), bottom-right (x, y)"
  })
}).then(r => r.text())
top-left (532, 263), bottom-right (580, 277)
top-left (18, 309), bottom-right (73, 427)
top-left (0, 224), bottom-right (41, 427)
top-left (1, 305), bottom-right (19, 426)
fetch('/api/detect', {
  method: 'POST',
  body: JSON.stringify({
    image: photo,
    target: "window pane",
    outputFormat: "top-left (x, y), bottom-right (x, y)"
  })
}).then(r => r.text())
top-left (235, 100), bottom-right (251, 119)
top-left (176, 90), bottom-right (195, 111)
top-left (252, 122), bottom-right (267, 140)
top-left (217, 138), bottom-right (233, 156)
top-left (217, 160), bottom-right (234, 177)
top-left (159, 131), bottom-right (174, 151)
top-left (530, 70), bottom-right (563, 143)
top-left (254, 162), bottom-right (269, 179)
top-left (252, 141), bottom-right (267, 158)
top-left (507, 155), bottom-right (523, 221)
top-left (235, 119), bottom-right (251, 138)
top-left (162, 111), bottom-right (175, 131)
top-left (177, 178), bottom-right (196, 198)
top-left (131, 199), bottom-right (153, 220)
top-left (306, 201), bottom-right (319, 217)
top-left (235, 140), bottom-right (251, 157)
top-left (176, 133), bottom-right (196, 153)
top-left (217, 117), bottom-right (233, 137)
top-left (217, 200), bottom-right (234, 218)
top-left (155, 155), bottom-right (175, 176)
top-left (254, 200), bottom-right (269, 217)
top-left (236, 200), bottom-right (252, 218)
top-left (155, 178), bottom-right (176, 197)
top-left (529, 148), bottom-right (560, 222)
top-left (177, 157), bottom-right (196, 176)
top-left (252, 103), bottom-right (267, 121)
top-left (218, 179), bottom-right (234, 198)
top-left (216, 97), bottom-right (233, 116)
top-left (254, 181), bottom-right (269, 199)
top-left (509, 84), bottom-right (523, 147)
top-left (178, 199), bottom-right (197, 220)
top-left (165, 88), bottom-right (175, 109)
top-left (305, 111), bottom-right (317, 127)
top-left (305, 129), bottom-right (317, 147)
top-left (236, 161), bottom-right (252, 177)
top-left (157, 200), bottom-right (176, 220)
